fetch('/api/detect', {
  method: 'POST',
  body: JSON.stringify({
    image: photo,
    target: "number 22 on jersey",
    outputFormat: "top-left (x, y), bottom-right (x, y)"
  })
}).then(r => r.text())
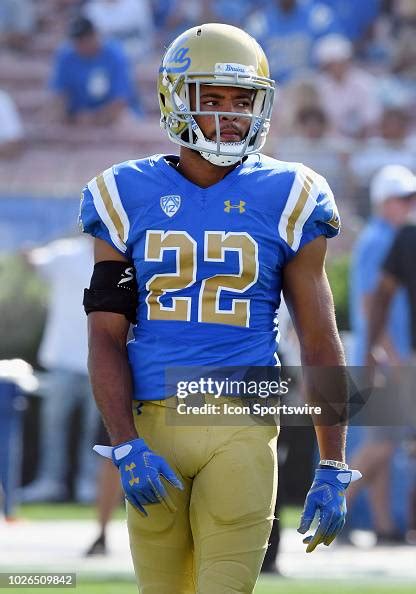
top-left (145, 230), bottom-right (259, 328)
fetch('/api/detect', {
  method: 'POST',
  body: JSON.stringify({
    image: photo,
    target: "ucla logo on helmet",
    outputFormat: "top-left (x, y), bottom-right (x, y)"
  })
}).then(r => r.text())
top-left (160, 195), bottom-right (181, 217)
top-left (164, 46), bottom-right (191, 73)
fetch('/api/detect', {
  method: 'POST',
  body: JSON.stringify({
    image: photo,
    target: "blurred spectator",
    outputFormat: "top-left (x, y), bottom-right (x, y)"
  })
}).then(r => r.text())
top-left (366, 0), bottom-right (416, 108)
top-left (0, 89), bottom-right (24, 159)
top-left (274, 105), bottom-right (352, 200)
top-left (19, 236), bottom-right (100, 504)
top-left (314, 34), bottom-right (382, 138)
top-left (350, 165), bottom-right (414, 367)
top-left (270, 77), bottom-right (321, 138)
top-left (347, 165), bottom-right (416, 545)
top-left (368, 209), bottom-right (416, 360)
top-left (207, 0), bottom-right (259, 27)
top-left (0, 0), bottom-right (36, 51)
top-left (245, 0), bottom-right (341, 84)
top-left (350, 106), bottom-right (416, 210)
top-left (49, 15), bottom-right (142, 126)
top-left (83, 0), bottom-right (155, 59)
top-left (154, 0), bottom-right (260, 44)
top-left (153, 0), bottom-right (218, 44)
top-left (153, 0), bottom-right (200, 43)
top-left (390, 0), bottom-right (416, 92)
top-left (318, 0), bottom-right (392, 67)
top-left (320, 0), bottom-right (380, 46)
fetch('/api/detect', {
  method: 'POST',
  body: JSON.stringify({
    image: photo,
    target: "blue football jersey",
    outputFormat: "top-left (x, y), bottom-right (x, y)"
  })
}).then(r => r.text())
top-left (79, 153), bottom-right (340, 399)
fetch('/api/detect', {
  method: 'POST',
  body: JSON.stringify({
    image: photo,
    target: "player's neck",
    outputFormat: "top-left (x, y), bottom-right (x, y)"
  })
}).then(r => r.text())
top-left (177, 148), bottom-right (239, 188)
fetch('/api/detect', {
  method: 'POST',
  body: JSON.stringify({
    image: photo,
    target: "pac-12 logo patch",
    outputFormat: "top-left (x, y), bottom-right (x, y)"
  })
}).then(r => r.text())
top-left (160, 195), bottom-right (181, 217)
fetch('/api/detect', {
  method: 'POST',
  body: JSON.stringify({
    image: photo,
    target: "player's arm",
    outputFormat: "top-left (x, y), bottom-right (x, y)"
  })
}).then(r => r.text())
top-left (282, 235), bottom-right (347, 460)
top-left (366, 273), bottom-right (399, 364)
top-left (87, 237), bottom-right (137, 445)
top-left (366, 226), bottom-right (407, 364)
top-left (283, 235), bottom-right (361, 552)
top-left (86, 238), bottom-right (183, 515)
top-left (363, 286), bottom-right (402, 365)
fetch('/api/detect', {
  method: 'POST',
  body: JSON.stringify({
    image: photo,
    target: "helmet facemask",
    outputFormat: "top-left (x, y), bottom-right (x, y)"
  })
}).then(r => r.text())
top-left (160, 68), bottom-right (275, 166)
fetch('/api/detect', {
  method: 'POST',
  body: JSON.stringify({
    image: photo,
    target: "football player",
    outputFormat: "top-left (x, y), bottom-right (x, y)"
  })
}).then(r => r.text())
top-left (80, 23), bottom-right (361, 593)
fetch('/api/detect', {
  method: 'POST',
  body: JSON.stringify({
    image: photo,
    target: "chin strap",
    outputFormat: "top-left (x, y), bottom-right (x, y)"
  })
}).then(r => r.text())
top-left (199, 146), bottom-right (244, 167)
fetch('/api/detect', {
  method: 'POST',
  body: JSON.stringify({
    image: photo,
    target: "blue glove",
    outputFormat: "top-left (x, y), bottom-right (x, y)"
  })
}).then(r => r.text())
top-left (298, 467), bottom-right (362, 552)
top-left (94, 438), bottom-right (183, 516)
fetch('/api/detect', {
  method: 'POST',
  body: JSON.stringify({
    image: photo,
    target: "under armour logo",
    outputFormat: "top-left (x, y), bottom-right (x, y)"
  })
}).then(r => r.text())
top-left (224, 200), bottom-right (246, 213)
top-left (125, 462), bottom-right (140, 486)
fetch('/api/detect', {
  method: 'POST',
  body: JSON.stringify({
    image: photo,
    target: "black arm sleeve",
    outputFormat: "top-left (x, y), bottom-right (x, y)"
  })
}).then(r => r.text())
top-left (83, 260), bottom-right (138, 324)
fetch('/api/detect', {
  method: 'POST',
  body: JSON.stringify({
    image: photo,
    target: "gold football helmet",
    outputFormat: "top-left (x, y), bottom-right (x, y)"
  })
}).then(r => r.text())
top-left (158, 23), bottom-right (275, 166)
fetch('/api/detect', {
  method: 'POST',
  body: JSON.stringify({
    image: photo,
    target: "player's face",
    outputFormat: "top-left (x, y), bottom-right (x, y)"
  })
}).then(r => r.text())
top-left (190, 85), bottom-right (254, 143)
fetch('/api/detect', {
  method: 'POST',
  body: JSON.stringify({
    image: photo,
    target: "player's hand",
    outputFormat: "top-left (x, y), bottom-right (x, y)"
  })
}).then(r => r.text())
top-left (93, 438), bottom-right (183, 516)
top-left (297, 468), bottom-right (362, 553)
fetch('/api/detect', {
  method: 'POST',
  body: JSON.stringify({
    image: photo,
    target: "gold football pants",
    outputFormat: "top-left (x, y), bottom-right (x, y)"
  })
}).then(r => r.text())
top-left (127, 398), bottom-right (278, 594)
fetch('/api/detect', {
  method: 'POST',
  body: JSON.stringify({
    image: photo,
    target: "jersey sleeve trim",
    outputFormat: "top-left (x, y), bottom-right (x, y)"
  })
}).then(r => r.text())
top-left (87, 167), bottom-right (130, 253)
top-left (278, 167), bottom-right (320, 251)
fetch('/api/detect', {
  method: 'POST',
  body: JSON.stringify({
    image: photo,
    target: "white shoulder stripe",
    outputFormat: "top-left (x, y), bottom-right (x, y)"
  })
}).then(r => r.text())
top-left (87, 167), bottom-right (130, 254)
top-left (278, 166), bottom-right (319, 251)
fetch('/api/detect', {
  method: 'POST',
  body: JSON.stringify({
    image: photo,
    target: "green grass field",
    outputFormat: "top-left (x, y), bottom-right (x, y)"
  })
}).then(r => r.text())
top-left (17, 502), bottom-right (126, 521)
top-left (16, 503), bottom-right (302, 528)
top-left (110, 581), bottom-right (414, 594)
top-left (3, 579), bottom-right (414, 594)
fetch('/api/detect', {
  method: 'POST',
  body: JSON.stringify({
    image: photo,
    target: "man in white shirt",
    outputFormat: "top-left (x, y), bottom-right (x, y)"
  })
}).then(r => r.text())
top-left (20, 235), bottom-right (100, 503)
top-left (83, 0), bottom-right (155, 58)
top-left (314, 34), bottom-right (381, 138)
